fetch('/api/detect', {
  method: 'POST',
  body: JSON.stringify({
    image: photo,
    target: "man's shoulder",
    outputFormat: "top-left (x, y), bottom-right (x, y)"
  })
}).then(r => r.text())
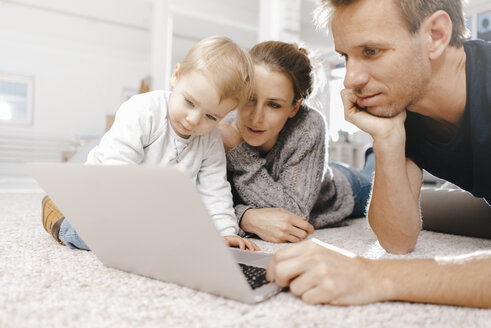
top-left (464, 40), bottom-right (491, 66)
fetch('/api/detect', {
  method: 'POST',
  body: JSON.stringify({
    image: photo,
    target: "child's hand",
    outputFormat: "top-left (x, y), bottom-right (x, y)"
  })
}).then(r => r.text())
top-left (224, 236), bottom-right (260, 251)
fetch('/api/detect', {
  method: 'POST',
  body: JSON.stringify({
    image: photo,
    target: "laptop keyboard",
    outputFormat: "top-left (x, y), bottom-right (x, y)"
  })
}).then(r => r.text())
top-left (238, 263), bottom-right (269, 290)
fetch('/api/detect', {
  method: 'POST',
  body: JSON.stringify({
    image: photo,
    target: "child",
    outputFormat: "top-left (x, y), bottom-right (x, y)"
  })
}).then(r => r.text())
top-left (42, 36), bottom-right (259, 251)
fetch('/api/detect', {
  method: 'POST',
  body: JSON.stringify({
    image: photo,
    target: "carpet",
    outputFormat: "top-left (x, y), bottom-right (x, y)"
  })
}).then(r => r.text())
top-left (1, 192), bottom-right (490, 327)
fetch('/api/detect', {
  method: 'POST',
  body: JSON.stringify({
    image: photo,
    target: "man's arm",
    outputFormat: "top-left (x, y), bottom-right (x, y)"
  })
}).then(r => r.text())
top-left (341, 90), bottom-right (422, 254)
top-left (368, 142), bottom-right (423, 254)
top-left (266, 240), bottom-right (491, 308)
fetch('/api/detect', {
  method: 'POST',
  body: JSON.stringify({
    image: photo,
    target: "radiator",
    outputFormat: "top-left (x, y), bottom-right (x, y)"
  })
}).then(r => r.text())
top-left (328, 141), bottom-right (366, 169)
top-left (0, 134), bottom-right (73, 176)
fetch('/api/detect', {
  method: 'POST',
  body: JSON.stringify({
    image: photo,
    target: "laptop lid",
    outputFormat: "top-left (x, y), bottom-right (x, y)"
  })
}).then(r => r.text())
top-left (28, 163), bottom-right (267, 303)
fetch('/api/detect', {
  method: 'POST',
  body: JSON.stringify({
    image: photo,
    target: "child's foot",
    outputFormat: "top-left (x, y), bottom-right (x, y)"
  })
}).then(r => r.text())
top-left (42, 196), bottom-right (65, 245)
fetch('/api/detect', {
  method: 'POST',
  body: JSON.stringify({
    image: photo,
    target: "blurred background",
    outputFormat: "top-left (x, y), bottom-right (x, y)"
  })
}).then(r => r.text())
top-left (1, 0), bottom-right (490, 190)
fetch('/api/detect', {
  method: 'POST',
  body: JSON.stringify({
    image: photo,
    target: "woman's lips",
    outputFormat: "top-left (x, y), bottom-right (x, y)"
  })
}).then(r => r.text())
top-left (246, 126), bottom-right (265, 136)
top-left (357, 93), bottom-right (381, 107)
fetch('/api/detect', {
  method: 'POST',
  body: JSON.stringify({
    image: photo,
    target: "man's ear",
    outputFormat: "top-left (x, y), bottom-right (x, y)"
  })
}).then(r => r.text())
top-left (170, 63), bottom-right (181, 88)
top-left (289, 98), bottom-right (303, 118)
top-left (424, 10), bottom-right (453, 60)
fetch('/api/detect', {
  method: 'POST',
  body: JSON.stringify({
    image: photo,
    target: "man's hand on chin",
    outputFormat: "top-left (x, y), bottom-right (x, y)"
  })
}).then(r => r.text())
top-left (341, 88), bottom-right (407, 143)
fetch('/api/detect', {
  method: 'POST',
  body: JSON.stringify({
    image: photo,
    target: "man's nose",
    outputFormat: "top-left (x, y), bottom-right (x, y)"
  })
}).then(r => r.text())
top-left (343, 60), bottom-right (369, 90)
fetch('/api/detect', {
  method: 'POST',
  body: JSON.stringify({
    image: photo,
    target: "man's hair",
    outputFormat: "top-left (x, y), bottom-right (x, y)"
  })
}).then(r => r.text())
top-left (315, 0), bottom-right (468, 47)
top-left (179, 36), bottom-right (254, 106)
top-left (249, 41), bottom-right (313, 103)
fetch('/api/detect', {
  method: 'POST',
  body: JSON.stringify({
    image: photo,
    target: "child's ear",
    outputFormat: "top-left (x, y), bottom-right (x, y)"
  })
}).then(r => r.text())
top-left (289, 98), bottom-right (303, 118)
top-left (170, 63), bottom-right (181, 88)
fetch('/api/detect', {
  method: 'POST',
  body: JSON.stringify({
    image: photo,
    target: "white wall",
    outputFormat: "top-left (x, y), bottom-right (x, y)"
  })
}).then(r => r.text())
top-left (0, 0), bottom-right (151, 139)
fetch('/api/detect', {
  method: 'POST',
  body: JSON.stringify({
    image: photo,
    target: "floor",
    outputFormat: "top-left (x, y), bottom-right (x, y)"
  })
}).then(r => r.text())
top-left (0, 175), bottom-right (44, 193)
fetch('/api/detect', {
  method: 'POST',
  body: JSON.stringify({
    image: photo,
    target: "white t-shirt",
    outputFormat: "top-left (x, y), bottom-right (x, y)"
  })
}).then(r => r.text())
top-left (86, 90), bottom-right (238, 236)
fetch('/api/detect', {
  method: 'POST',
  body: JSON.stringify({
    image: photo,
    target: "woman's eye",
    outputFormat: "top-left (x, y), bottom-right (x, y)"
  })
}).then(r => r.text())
top-left (248, 97), bottom-right (257, 104)
top-left (205, 113), bottom-right (217, 121)
top-left (185, 98), bottom-right (194, 107)
top-left (268, 102), bottom-right (281, 109)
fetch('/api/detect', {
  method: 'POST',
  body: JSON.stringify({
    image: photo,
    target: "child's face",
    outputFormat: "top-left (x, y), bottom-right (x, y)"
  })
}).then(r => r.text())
top-left (169, 69), bottom-right (237, 139)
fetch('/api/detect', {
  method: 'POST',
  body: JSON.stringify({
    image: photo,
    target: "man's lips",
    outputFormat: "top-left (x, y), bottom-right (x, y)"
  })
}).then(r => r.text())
top-left (356, 93), bottom-right (382, 107)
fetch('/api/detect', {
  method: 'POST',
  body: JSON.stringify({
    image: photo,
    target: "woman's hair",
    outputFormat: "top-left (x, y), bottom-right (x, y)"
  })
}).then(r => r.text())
top-left (249, 41), bottom-right (313, 103)
top-left (179, 36), bottom-right (254, 106)
top-left (314, 0), bottom-right (468, 47)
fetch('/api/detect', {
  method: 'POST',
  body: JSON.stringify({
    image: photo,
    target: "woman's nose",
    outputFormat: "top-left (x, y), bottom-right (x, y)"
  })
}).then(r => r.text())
top-left (250, 104), bottom-right (264, 125)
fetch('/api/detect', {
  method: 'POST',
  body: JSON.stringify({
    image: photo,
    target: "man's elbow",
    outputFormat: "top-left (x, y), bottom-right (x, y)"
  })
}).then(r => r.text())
top-left (378, 237), bottom-right (417, 254)
top-left (368, 213), bottom-right (421, 254)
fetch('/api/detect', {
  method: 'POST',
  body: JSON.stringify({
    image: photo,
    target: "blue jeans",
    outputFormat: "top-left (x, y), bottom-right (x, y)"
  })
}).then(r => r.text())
top-left (329, 150), bottom-right (375, 218)
top-left (59, 219), bottom-right (90, 250)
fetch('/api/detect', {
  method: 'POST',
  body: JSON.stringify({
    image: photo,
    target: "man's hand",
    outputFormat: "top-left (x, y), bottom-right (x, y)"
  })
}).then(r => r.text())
top-left (341, 88), bottom-right (422, 254)
top-left (240, 208), bottom-right (314, 243)
top-left (266, 240), bottom-right (389, 305)
top-left (341, 88), bottom-right (406, 143)
top-left (218, 120), bottom-right (244, 152)
top-left (224, 235), bottom-right (260, 251)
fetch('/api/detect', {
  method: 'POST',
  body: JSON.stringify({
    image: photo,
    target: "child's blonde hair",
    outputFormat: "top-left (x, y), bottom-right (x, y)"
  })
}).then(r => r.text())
top-left (178, 36), bottom-right (254, 107)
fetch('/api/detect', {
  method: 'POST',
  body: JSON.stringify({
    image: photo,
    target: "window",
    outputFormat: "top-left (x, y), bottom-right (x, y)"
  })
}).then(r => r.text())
top-left (478, 10), bottom-right (491, 41)
top-left (465, 16), bottom-right (473, 36)
top-left (0, 74), bottom-right (34, 125)
top-left (327, 62), bottom-right (360, 141)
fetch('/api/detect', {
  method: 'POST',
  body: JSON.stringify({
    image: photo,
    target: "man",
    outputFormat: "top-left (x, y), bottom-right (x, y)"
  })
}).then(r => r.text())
top-left (266, 0), bottom-right (491, 307)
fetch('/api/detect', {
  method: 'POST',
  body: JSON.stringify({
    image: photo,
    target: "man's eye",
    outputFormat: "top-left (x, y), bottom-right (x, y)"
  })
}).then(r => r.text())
top-left (205, 113), bottom-right (217, 121)
top-left (268, 102), bottom-right (281, 109)
top-left (248, 97), bottom-right (257, 104)
top-left (185, 98), bottom-right (194, 107)
top-left (363, 48), bottom-right (380, 57)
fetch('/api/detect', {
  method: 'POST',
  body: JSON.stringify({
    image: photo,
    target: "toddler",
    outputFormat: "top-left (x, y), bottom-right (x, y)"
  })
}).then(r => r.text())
top-left (42, 36), bottom-right (258, 251)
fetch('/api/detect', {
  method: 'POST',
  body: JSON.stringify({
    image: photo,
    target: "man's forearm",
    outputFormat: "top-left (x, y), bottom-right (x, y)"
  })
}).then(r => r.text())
top-left (368, 138), bottom-right (422, 254)
top-left (370, 252), bottom-right (491, 308)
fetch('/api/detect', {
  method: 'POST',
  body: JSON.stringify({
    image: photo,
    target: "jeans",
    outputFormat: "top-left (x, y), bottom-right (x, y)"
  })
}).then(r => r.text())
top-left (329, 149), bottom-right (375, 218)
top-left (59, 219), bottom-right (90, 250)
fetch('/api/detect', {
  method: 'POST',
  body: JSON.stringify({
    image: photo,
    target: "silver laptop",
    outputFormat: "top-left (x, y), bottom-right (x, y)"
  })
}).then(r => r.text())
top-left (27, 163), bottom-right (282, 304)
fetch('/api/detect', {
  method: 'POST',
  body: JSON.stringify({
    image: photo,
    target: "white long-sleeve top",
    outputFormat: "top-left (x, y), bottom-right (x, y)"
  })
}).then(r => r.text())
top-left (86, 90), bottom-right (238, 236)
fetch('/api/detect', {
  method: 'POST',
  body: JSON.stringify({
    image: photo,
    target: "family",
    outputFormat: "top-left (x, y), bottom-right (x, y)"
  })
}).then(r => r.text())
top-left (41, 0), bottom-right (490, 308)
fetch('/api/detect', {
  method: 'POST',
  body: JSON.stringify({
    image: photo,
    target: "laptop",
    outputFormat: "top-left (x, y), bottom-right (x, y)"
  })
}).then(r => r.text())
top-left (27, 163), bottom-right (282, 304)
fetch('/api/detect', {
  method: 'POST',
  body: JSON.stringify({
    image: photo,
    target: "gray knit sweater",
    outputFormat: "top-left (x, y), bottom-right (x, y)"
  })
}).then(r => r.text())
top-left (225, 106), bottom-right (355, 235)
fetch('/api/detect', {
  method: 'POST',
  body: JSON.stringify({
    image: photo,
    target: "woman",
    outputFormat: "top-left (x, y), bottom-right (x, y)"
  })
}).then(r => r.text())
top-left (219, 41), bottom-right (374, 243)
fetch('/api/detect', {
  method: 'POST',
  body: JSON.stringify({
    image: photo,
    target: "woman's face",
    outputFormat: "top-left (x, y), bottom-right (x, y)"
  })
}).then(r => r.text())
top-left (237, 64), bottom-right (301, 154)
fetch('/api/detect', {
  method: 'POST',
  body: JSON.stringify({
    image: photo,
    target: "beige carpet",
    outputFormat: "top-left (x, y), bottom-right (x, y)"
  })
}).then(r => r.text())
top-left (1, 192), bottom-right (490, 328)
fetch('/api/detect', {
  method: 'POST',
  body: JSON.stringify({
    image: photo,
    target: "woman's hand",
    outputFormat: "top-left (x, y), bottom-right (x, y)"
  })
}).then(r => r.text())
top-left (240, 208), bottom-right (314, 243)
top-left (224, 235), bottom-right (260, 251)
top-left (218, 120), bottom-right (243, 152)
